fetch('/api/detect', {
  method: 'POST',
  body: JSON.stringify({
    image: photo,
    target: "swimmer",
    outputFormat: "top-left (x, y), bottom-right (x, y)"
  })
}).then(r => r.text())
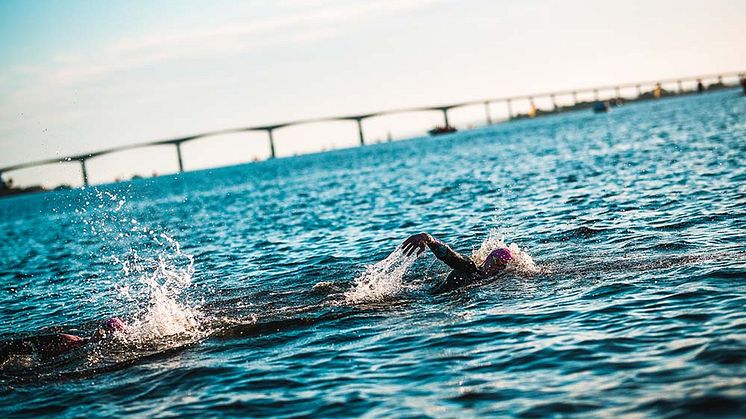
top-left (0, 317), bottom-right (127, 365)
top-left (402, 233), bottom-right (513, 293)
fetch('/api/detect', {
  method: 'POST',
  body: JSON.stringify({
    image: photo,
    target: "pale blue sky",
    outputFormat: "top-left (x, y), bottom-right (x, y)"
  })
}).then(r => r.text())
top-left (1, 0), bottom-right (744, 187)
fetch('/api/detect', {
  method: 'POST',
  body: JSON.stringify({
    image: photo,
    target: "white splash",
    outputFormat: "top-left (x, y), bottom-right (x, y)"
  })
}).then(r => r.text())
top-left (471, 229), bottom-right (540, 275)
top-left (114, 233), bottom-right (202, 343)
top-left (344, 248), bottom-right (419, 303)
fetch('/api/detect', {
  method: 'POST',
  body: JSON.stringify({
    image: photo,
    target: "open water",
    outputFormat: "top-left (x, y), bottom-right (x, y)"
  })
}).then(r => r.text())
top-left (1, 90), bottom-right (745, 417)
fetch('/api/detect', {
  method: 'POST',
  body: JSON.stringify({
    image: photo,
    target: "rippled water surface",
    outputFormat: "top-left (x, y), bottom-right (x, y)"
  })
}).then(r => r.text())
top-left (1, 90), bottom-right (745, 417)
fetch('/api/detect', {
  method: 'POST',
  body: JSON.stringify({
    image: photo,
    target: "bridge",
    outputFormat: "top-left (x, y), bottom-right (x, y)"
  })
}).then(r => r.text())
top-left (1, 71), bottom-right (743, 188)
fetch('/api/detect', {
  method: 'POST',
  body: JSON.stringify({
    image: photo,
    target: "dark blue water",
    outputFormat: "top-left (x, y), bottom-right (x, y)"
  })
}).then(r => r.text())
top-left (1, 90), bottom-right (745, 417)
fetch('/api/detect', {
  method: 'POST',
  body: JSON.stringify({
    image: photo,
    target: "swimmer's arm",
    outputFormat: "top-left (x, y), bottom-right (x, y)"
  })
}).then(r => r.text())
top-left (427, 237), bottom-right (478, 273)
top-left (402, 233), bottom-right (477, 273)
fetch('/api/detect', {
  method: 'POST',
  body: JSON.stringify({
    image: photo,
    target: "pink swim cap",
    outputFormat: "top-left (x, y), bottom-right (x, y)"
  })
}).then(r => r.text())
top-left (102, 317), bottom-right (127, 332)
top-left (488, 248), bottom-right (513, 264)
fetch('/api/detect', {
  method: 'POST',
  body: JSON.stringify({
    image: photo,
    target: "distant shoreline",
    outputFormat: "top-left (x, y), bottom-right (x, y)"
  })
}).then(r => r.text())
top-left (509, 82), bottom-right (735, 120)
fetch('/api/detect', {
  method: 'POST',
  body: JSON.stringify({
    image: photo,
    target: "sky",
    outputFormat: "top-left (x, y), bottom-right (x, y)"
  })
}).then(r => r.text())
top-left (1, 0), bottom-right (744, 188)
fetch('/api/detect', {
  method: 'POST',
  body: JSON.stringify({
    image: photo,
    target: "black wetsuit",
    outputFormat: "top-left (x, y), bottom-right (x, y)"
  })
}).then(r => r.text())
top-left (428, 239), bottom-right (488, 294)
top-left (0, 334), bottom-right (87, 364)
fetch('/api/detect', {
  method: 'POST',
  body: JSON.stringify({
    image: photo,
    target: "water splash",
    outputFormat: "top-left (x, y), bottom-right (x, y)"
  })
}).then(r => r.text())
top-left (471, 230), bottom-right (540, 275)
top-left (81, 189), bottom-right (203, 344)
top-left (344, 248), bottom-right (419, 303)
top-left (115, 233), bottom-right (202, 344)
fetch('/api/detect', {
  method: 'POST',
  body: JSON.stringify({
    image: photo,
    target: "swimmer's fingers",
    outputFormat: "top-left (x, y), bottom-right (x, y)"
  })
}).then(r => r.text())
top-left (402, 240), bottom-right (414, 256)
top-left (402, 237), bottom-right (418, 256)
top-left (402, 234), bottom-right (429, 256)
top-left (404, 243), bottom-right (424, 257)
top-left (417, 244), bottom-right (427, 256)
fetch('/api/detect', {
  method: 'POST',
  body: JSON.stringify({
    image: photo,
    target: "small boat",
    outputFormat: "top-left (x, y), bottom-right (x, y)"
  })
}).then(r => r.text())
top-left (428, 126), bottom-right (457, 136)
top-left (592, 101), bottom-right (609, 113)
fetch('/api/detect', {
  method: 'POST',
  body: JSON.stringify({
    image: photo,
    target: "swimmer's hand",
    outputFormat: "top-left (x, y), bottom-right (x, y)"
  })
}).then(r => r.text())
top-left (402, 233), bottom-right (433, 256)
